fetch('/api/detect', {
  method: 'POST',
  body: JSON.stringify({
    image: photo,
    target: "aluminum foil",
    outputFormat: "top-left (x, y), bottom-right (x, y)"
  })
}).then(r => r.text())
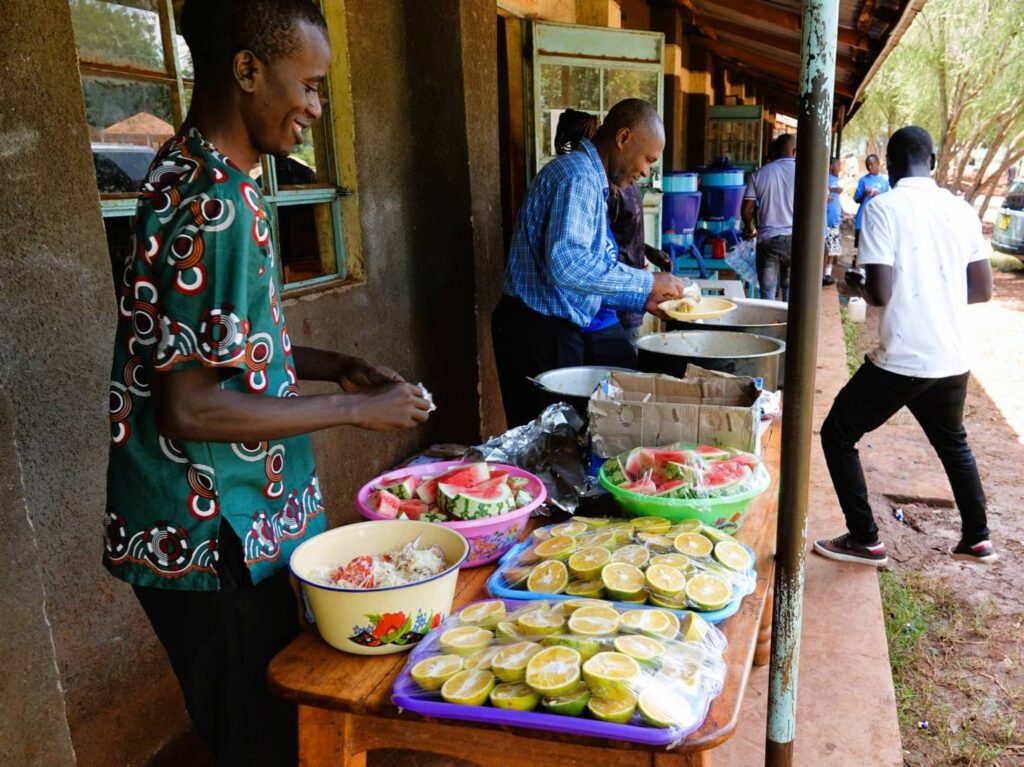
top-left (465, 403), bottom-right (590, 514)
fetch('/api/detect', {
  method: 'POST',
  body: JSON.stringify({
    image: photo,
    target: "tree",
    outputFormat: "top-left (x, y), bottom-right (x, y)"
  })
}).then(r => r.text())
top-left (844, 0), bottom-right (1024, 219)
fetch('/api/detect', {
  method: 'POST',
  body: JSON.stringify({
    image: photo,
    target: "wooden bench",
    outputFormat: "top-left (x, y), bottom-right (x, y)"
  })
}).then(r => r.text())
top-left (268, 424), bottom-right (780, 767)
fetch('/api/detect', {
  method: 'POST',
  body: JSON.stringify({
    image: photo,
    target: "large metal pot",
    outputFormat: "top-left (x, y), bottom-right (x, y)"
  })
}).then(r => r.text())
top-left (531, 366), bottom-right (635, 418)
top-left (634, 330), bottom-right (785, 390)
top-left (666, 298), bottom-right (788, 384)
top-left (666, 298), bottom-right (788, 340)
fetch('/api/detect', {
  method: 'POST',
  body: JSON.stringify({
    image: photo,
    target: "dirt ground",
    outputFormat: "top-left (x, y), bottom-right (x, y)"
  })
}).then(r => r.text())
top-left (840, 260), bottom-right (1024, 766)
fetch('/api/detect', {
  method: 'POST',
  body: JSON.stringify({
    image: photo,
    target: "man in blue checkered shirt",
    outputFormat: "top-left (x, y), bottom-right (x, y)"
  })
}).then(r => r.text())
top-left (493, 99), bottom-right (688, 427)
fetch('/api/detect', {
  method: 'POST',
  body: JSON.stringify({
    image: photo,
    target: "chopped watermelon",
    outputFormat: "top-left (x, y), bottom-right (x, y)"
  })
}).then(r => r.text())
top-left (665, 461), bottom-right (698, 483)
top-left (436, 462), bottom-right (491, 488)
top-left (730, 452), bottom-right (759, 468)
top-left (623, 448), bottom-right (657, 480)
top-left (702, 461), bottom-right (752, 495)
top-left (622, 478), bottom-right (658, 496)
top-left (695, 445), bottom-right (732, 461)
top-left (370, 489), bottom-right (403, 518)
top-left (654, 479), bottom-right (693, 498)
top-left (440, 479), bottom-right (516, 520)
top-left (376, 474), bottom-right (419, 500)
top-left (398, 499), bottom-right (428, 520)
top-left (416, 476), bottom-right (440, 505)
top-left (601, 457), bottom-right (628, 486)
top-left (650, 449), bottom-right (693, 467)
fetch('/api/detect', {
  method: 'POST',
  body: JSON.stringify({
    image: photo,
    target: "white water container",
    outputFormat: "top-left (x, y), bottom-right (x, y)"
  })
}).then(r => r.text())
top-left (848, 297), bottom-right (867, 323)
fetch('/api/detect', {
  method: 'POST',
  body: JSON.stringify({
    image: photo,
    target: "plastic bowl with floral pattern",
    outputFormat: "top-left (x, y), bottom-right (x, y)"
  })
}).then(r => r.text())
top-left (290, 519), bottom-right (469, 655)
top-left (356, 461), bottom-right (546, 568)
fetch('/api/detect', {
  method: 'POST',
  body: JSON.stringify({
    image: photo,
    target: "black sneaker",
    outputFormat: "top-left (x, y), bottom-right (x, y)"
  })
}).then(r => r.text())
top-left (950, 539), bottom-right (998, 563)
top-left (822, 275), bottom-right (836, 286)
top-left (813, 533), bottom-right (888, 566)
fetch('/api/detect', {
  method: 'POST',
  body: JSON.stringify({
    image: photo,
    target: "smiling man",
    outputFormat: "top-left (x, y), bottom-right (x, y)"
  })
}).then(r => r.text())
top-left (492, 99), bottom-right (688, 427)
top-left (105, 1), bottom-right (431, 764)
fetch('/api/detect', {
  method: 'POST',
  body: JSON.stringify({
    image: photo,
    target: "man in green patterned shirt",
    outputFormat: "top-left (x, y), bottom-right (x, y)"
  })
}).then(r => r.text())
top-left (105, 1), bottom-right (431, 763)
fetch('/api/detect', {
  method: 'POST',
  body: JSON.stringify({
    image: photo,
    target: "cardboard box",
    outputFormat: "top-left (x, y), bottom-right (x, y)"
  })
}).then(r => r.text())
top-left (588, 366), bottom-right (761, 460)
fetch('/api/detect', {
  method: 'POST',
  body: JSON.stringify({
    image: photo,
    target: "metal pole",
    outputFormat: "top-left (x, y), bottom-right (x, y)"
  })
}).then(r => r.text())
top-left (765, 1), bottom-right (840, 765)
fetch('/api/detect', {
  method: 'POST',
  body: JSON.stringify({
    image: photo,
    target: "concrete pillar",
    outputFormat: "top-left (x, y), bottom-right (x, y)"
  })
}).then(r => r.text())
top-left (684, 45), bottom-right (714, 169)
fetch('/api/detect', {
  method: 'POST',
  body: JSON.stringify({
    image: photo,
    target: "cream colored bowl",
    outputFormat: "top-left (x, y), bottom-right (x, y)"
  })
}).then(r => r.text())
top-left (290, 520), bottom-right (469, 655)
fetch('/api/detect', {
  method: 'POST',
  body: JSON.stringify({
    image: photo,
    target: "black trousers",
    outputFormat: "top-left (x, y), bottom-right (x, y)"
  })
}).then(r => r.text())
top-left (820, 359), bottom-right (989, 545)
top-left (133, 524), bottom-right (300, 767)
top-left (492, 295), bottom-right (637, 428)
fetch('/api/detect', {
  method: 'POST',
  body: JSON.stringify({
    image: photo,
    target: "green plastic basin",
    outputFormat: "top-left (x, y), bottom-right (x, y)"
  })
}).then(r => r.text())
top-left (597, 463), bottom-right (772, 534)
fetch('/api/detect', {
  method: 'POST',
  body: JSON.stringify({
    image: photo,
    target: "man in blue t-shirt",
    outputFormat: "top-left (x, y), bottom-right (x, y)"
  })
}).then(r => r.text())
top-left (823, 157), bottom-right (844, 286)
top-left (853, 154), bottom-right (890, 254)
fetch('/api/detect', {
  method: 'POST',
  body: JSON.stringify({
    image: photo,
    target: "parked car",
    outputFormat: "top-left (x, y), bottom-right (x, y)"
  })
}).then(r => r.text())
top-left (992, 180), bottom-right (1024, 256)
top-left (92, 142), bottom-right (156, 193)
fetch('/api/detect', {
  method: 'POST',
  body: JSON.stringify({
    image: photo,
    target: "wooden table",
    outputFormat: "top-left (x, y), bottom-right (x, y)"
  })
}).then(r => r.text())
top-left (269, 424), bottom-right (780, 767)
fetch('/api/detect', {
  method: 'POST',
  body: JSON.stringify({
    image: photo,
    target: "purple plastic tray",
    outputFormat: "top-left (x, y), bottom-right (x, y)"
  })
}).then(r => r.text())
top-left (391, 599), bottom-right (720, 747)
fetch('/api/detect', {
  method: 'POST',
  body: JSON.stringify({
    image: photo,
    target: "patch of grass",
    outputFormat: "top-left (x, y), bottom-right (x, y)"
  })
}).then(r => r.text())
top-left (990, 252), bottom-right (1024, 272)
top-left (839, 305), bottom-right (863, 377)
top-left (879, 570), bottom-right (1018, 765)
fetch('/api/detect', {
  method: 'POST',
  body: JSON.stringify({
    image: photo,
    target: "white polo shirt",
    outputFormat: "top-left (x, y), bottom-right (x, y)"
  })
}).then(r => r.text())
top-left (858, 176), bottom-right (989, 378)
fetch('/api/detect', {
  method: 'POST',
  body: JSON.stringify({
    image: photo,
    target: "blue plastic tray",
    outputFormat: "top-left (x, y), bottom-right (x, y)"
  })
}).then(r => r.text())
top-left (486, 538), bottom-right (755, 624)
top-left (391, 598), bottom-right (722, 746)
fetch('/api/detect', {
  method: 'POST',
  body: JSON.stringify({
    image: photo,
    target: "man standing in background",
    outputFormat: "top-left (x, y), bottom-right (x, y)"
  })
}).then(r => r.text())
top-left (742, 133), bottom-right (796, 301)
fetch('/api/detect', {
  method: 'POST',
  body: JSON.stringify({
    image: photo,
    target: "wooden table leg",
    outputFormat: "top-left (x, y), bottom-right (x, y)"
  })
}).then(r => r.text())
top-left (298, 705), bottom-right (367, 767)
top-left (754, 580), bottom-right (774, 667)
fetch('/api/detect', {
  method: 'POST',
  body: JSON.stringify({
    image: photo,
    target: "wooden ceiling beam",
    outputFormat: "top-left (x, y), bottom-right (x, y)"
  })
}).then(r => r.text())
top-left (708, 18), bottom-right (865, 71)
top-left (696, 38), bottom-right (855, 98)
top-left (689, 0), bottom-right (873, 50)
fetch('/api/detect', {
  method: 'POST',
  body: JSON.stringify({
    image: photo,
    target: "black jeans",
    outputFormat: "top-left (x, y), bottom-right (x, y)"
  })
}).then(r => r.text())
top-left (133, 524), bottom-right (300, 767)
top-left (756, 235), bottom-right (792, 301)
top-left (820, 359), bottom-right (989, 545)
top-left (492, 295), bottom-right (637, 428)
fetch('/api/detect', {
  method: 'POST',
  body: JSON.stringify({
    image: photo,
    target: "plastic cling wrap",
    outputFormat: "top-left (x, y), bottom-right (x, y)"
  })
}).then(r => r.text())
top-left (392, 598), bottom-right (728, 747)
top-left (488, 515), bottom-right (756, 623)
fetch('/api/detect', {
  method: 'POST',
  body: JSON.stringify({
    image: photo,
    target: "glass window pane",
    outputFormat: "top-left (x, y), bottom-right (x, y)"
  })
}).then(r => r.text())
top-left (70, 0), bottom-right (165, 72)
top-left (84, 76), bottom-right (172, 192)
top-left (538, 64), bottom-right (600, 165)
top-left (175, 34), bottom-right (194, 79)
top-left (603, 68), bottom-right (659, 111)
top-left (274, 203), bottom-right (339, 284)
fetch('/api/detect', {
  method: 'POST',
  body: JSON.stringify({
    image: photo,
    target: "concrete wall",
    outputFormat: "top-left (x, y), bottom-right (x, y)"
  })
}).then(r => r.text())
top-left (0, 0), bottom-right (503, 764)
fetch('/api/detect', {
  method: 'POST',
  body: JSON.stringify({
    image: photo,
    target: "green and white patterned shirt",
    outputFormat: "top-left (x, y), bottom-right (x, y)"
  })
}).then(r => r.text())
top-left (105, 129), bottom-right (324, 591)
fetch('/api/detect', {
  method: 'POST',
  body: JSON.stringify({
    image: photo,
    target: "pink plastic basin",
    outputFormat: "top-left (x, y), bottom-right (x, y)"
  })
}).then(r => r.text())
top-left (356, 461), bottom-right (547, 568)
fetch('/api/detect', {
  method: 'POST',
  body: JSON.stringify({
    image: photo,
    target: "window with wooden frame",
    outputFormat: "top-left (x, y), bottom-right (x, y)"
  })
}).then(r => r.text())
top-left (69, 0), bottom-right (356, 291)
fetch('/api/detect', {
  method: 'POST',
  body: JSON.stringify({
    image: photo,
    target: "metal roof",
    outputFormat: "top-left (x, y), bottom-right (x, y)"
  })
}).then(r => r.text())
top-left (665, 0), bottom-right (928, 121)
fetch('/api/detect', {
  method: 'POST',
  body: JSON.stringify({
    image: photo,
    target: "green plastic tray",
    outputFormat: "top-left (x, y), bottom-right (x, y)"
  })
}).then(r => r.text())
top-left (597, 463), bottom-right (772, 534)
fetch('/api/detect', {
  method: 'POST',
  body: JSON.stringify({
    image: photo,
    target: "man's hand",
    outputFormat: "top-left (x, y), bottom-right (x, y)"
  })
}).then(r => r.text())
top-left (644, 272), bottom-right (689, 319)
top-left (742, 227), bottom-right (757, 241)
top-left (348, 382), bottom-right (432, 431)
top-left (337, 356), bottom-right (404, 392)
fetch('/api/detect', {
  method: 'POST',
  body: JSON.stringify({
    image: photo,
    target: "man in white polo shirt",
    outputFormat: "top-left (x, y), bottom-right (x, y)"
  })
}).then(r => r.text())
top-left (742, 134), bottom-right (796, 301)
top-left (815, 126), bottom-right (997, 566)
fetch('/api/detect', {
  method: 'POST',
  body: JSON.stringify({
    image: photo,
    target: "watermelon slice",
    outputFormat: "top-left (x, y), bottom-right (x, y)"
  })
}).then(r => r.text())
top-left (508, 476), bottom-right (530, 490)
top-left (654, 479), bottom-right (692, 498)
top-left (622, 478), bottom-right (658, 496)
top-left (370, 489), bottom-right (403, 518)
top-left (376, 474), bottom-right (419, 500)
top-left (440, 478), bottom-right (516, 520)
top-left (436, 462), bottom-right (491, 488)
top-left (601, 457), bottom-right (629, 486)
top-left (398, 499), bottom-right (428, 520)
top-left (623, 448), bottom-right (657, 480)
top-left (695, 445), bottom-right (732, 461)
top-left (650, 449), bottom-right (693, 467)
top-left (416, 476), bottom-right (440, 505)
top-left (730, 452), bottom-right (759, 468)
top-left (701, 461), bottom-right (752, 496)
top-left (514, 489), bottom-right (534, 508)
top-left (665, 461), bottom-right (698, 483)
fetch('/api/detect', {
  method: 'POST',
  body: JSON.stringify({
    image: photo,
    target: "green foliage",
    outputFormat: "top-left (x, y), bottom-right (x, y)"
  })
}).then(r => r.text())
top-left (844, 0), bottom-right (1024, 202)
top-left (839, 305), bottom-right (863, 377)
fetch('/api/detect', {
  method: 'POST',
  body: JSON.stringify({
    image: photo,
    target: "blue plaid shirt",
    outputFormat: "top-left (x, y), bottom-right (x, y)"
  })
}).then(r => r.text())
top-left (503, 140), bottom-right (653, 328)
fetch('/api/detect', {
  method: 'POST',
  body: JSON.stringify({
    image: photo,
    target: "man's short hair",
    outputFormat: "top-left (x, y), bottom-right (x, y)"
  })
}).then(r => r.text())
top-left (181, 0), bottom-right (328, 82)
top-left (866, 153), bottom-right (880, 164)
top-left (887, 127), bottom-right (934, 166)
top-left (774, 133), bottom-right (796, 156)
top-left (600, 99), bottom-right (662, 136)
